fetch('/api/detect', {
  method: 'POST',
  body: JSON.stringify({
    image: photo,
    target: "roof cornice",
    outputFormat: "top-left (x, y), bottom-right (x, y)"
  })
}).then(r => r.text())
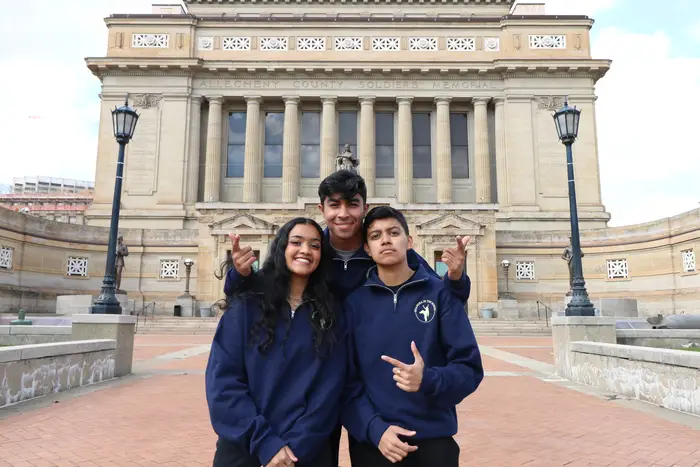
top-left (85, 57), bottom-right (611, 82)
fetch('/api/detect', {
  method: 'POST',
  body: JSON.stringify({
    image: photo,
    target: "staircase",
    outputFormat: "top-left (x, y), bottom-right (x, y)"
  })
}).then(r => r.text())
top-left (136, 316), bottom-right (220, 334)
top-left (136, 317), bottom-right (551, 336)
top-left (470, 319), bottom-right (552, 336)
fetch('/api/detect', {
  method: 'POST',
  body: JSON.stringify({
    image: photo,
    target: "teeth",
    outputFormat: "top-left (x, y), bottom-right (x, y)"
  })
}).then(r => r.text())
top-left (295, 258), bottom-right (311, 264)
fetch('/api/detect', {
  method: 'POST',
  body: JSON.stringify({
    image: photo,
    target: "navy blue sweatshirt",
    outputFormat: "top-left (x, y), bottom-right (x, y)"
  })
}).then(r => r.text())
top-left (224, 229), bottom-right (471, 303)
top-left (341, 265), bottom-right (483, 446)
top-left (205, 296), bottom-right (348, 465)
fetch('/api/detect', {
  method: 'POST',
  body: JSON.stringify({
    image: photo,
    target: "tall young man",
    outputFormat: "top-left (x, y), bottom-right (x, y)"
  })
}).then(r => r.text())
top-left (342, 206), bottom-right (484, 467)
top-left (224, 170), bottom-right (472, 467)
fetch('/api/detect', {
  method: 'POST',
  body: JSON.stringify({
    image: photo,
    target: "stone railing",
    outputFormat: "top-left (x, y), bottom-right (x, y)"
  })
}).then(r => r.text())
top-left (569, 342), bottom-right (700, 416)
top-left (0, 325), bottom-right (72, 346)
top-left (0, 339), bottom-right (116, 408)
top-left (616, 329), bottom-right (700, 349)
top-left (553, 317), bottom-right (700, 417)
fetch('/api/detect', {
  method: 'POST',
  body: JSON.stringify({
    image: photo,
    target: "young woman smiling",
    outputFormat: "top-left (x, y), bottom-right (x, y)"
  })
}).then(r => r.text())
top-left (206, 218), bottom-right (347, 467)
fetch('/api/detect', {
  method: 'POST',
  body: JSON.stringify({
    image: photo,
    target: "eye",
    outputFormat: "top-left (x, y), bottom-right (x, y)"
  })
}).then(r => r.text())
top-left (311, 243), bottom-right (321, 249)
top-left (290, 240), bottom-right (301, 245)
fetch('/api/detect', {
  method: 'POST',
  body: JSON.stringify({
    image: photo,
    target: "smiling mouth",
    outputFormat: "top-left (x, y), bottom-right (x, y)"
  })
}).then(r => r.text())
top-left (294, 257), bottom-right (312, 264)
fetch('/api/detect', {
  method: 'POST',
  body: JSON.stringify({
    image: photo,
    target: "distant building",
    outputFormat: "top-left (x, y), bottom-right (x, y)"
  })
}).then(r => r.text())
top-left (0, 177), bottom-right (94, 224)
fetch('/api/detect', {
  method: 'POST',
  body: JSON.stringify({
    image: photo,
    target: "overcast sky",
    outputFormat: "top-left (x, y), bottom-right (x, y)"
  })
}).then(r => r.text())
top-left (1, 0), bottom-right (697, 226)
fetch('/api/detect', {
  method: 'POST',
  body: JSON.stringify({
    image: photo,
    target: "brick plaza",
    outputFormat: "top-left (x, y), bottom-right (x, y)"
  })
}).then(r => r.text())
top-left (1, 334), bottom-right (700, 467)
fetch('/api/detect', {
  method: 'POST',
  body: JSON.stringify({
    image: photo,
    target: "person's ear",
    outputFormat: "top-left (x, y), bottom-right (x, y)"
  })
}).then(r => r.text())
top-left (317, 203), bottom-right (324, 214)
top-left (364, 242), bottom-right (372, 257)
top-left (407, 235), bottom-right (413, 250)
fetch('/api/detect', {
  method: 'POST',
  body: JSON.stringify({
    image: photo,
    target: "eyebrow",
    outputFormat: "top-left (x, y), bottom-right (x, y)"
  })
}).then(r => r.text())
top-left (290, 234), bottom-right (321, 242)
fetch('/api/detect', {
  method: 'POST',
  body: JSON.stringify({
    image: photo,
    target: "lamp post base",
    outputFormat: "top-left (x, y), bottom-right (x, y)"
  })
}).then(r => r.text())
top-left (565, 294), bottom-right (595, 317)
top-left (90, 302), bottom-right (123, 315)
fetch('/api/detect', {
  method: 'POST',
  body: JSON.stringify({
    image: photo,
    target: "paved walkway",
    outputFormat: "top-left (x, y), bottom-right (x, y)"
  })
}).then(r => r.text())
top-left (1, 334), bottom-right (700, 466)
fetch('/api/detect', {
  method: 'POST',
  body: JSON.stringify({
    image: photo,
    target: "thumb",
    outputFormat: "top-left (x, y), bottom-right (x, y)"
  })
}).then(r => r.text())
top-left (392, 426), bottom-right (416, 437)
top-left (284, 446), bottom-right (298, 462)
top-left (411, 341), bottom-right (423, 363)
top-left (463, 236), bottom-right (471, 249)
top-left (455, 235), bottom-right (465, 250)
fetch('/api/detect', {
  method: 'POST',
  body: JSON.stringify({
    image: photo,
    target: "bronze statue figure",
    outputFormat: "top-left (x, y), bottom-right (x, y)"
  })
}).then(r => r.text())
top-left (561, 236), bottom-right (583, 294)
top-left (115, 235), bottom-right (129, 292)
top-left (336, 144), bottom-right (359, 173)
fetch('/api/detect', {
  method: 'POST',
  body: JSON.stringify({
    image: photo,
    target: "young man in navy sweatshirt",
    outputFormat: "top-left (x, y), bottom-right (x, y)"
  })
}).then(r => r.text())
top-left (342, 206), bottom-right (484, 467)
top-left (223, 171), bottom-right (473, 466)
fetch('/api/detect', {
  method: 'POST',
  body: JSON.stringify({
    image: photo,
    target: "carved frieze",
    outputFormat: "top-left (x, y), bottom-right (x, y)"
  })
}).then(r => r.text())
top-left (130, 93), bottom-right (163, 109)
top-left (537, 96), bottom-right (566, 111)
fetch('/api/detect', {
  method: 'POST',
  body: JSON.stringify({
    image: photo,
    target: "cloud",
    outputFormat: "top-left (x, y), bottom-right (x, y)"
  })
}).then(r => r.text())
top-left (590, 27), bottom-right (700, 226)
top-left (0, 0), bottom-right (161, 185)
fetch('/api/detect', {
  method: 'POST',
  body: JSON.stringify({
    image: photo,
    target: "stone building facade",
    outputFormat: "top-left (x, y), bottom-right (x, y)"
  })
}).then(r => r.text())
top-left (1, 1), bottom-right (697, 317)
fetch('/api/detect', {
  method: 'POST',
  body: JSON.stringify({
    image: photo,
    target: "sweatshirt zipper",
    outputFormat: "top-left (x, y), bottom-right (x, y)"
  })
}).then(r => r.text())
top-left (334, 257), bottom-right (373, 271)
top-left (367, 279), bottom-right (427, 312)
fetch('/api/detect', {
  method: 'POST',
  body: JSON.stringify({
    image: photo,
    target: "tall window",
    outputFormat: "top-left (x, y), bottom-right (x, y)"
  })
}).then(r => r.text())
top-left (450, 113), bottom-right (469, 178)
top-left (227, 112), bottom-right (246, 178)
top-left (412, 113), bottom-right (431, 179)
top-left (376, 112), bottom-right (394, 178)
top-left (301, 112), bottom-right (321, 178)
top-left (263, 112), bottom-right (284, 178)
top-left (338, 112), bottom-right (358, 156)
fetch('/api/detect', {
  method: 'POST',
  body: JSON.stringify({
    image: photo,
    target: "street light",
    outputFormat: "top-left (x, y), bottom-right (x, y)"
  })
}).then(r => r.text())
top-left (183, 258), bottom-right (195, 295)
top-left (553, 100), bottom-right (594, 317)
top-left (91, 97), bottom-right (139, 315)
top-left (500, 259), bottom-right (512, 299)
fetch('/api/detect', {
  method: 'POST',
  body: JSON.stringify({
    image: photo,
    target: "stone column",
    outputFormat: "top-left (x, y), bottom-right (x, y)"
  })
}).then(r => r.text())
top-left (282, 96), bottom-right (300, 203)
top-left (494, 97), bottom-right (508, 207)
top-left (396, 97), bottom-right (413, 204)
top-left (242, 96), bottom-right (263, 203)
top-left (320, 97), bottom-right (338, 179)
top-left (473, 97), bottom-right (492, 203)
top-left (203, 96), bottom-right (223, 203)
top-left (435, 97), bottom-right (452, 203)
top-left (359, 96), bottom-right (376, 197)
top-left (186, 96), bottom-right (202, 204)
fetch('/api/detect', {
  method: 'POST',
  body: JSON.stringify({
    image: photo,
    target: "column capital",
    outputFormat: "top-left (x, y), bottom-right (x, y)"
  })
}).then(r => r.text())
top-left (397, 96), bottom-right (413, 105)
top-left (321, 96), bottom-right (338, 104)
top-left (244, 95), bottom-right (263, 104)
top-left (359, 96), bottom-right (376, 104)
top-left (493, 97), bottom-right (506, 106)
top-left (472, 97), bottom-right (491, 106)
top-left (282, 95), bottom-right (301, 104)
top-left (191, 95), bottom-right (203, 104)
top-left (207, 95), bottom-right (224, 105)
top-left (434, 97), bottom-right (452, 106)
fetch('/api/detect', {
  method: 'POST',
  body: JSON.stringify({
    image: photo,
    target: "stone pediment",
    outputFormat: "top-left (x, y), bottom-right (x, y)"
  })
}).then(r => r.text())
top-left (416, 214), bottom-right (484, 237)
top-left (208, 213), bottom-right (277, 236)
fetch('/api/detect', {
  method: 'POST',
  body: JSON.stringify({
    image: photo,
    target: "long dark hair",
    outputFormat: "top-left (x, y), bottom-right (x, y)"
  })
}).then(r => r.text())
top-left (236, 217), bottom-right (337, 357)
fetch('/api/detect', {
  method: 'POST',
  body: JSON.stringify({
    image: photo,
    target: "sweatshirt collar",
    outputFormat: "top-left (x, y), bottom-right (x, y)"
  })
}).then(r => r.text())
top-left (323, 227), bottom-right (371, 260)
top-left (364, 263), bottom-right (431, 287)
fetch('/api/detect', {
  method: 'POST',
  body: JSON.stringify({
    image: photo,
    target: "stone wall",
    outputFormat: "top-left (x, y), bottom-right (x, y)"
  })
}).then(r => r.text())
top-left (0, 325), bottom-right (72, 346)
top-left (0, 207), bottom-right (198, 315)
top-left (0, 339), bottom-right (116, 408)
top-left (568, 342), bottom-right (700, 417)
top-left (498, 208), bottom-right (700, 316)
top-left (616, 329), bottom-right (700, 349)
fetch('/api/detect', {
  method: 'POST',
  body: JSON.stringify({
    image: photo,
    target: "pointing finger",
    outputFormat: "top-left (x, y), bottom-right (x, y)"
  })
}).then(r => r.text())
top-left (381, 355), bottom-right (411, 371)
top-left (410, 341), bottom-right (423, 363)
top-left (229, 233), bottom-right (240, 252)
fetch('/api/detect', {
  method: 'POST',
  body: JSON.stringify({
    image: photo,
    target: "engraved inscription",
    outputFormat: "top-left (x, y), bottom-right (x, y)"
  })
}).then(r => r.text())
top-left (197, 78), bottom-right (501, 91)
top-left (125, 107), bottom-right (160, 195)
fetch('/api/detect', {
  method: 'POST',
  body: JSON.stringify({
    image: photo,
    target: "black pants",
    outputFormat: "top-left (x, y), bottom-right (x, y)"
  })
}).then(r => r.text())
top-left (213, 438), bottom-right (333, 467)
top-left (349, 437), bottom-right (459, 467)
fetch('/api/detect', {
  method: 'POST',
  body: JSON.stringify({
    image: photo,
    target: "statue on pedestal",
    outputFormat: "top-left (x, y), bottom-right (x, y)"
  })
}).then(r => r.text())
top-left (336, 144), bottom-right (359, 173)
top-left (115, 235), bottom-right (129, 293)
top-left (561, 236), bottom-right (583, 295)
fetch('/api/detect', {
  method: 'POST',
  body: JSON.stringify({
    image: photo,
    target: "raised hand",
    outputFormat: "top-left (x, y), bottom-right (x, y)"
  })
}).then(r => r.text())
top-left (442, 235), bottom-right (470, 280)
top-left (378, 426), bottom-right (418, 463)
top-left (229, 233), bottom-right (257, 277)
top-left (381, 341), bottom-right (425, 393)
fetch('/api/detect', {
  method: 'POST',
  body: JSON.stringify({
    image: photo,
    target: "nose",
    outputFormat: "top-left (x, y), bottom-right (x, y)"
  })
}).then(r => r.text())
top-left (380, 233), bottom-right (392, 245)
top-left (337, 204), bottom-right (349, 218)
top-left (299, 242), bottom-right (311, 254)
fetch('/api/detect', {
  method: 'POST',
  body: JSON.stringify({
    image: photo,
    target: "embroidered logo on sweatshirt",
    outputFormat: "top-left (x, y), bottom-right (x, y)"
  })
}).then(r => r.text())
top-left (414, 300), bottom-right (436, 323)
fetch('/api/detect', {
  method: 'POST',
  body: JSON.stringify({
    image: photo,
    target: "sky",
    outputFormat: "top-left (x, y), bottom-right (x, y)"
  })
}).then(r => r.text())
top-left (0, 0), bottom-right (698, 227)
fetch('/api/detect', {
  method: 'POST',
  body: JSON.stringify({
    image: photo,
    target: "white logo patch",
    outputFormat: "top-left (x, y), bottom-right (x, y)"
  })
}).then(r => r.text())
top-left (414, 300), bottom-right (437, 323)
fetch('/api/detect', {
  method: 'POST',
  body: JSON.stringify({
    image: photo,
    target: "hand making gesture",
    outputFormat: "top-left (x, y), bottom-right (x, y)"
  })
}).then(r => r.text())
top-left (441, 235), bottom-right (470, 281)
top-left (228, 233), bottom-right (257, 277)
top-left (381, 341), bottom-right (425, 392)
